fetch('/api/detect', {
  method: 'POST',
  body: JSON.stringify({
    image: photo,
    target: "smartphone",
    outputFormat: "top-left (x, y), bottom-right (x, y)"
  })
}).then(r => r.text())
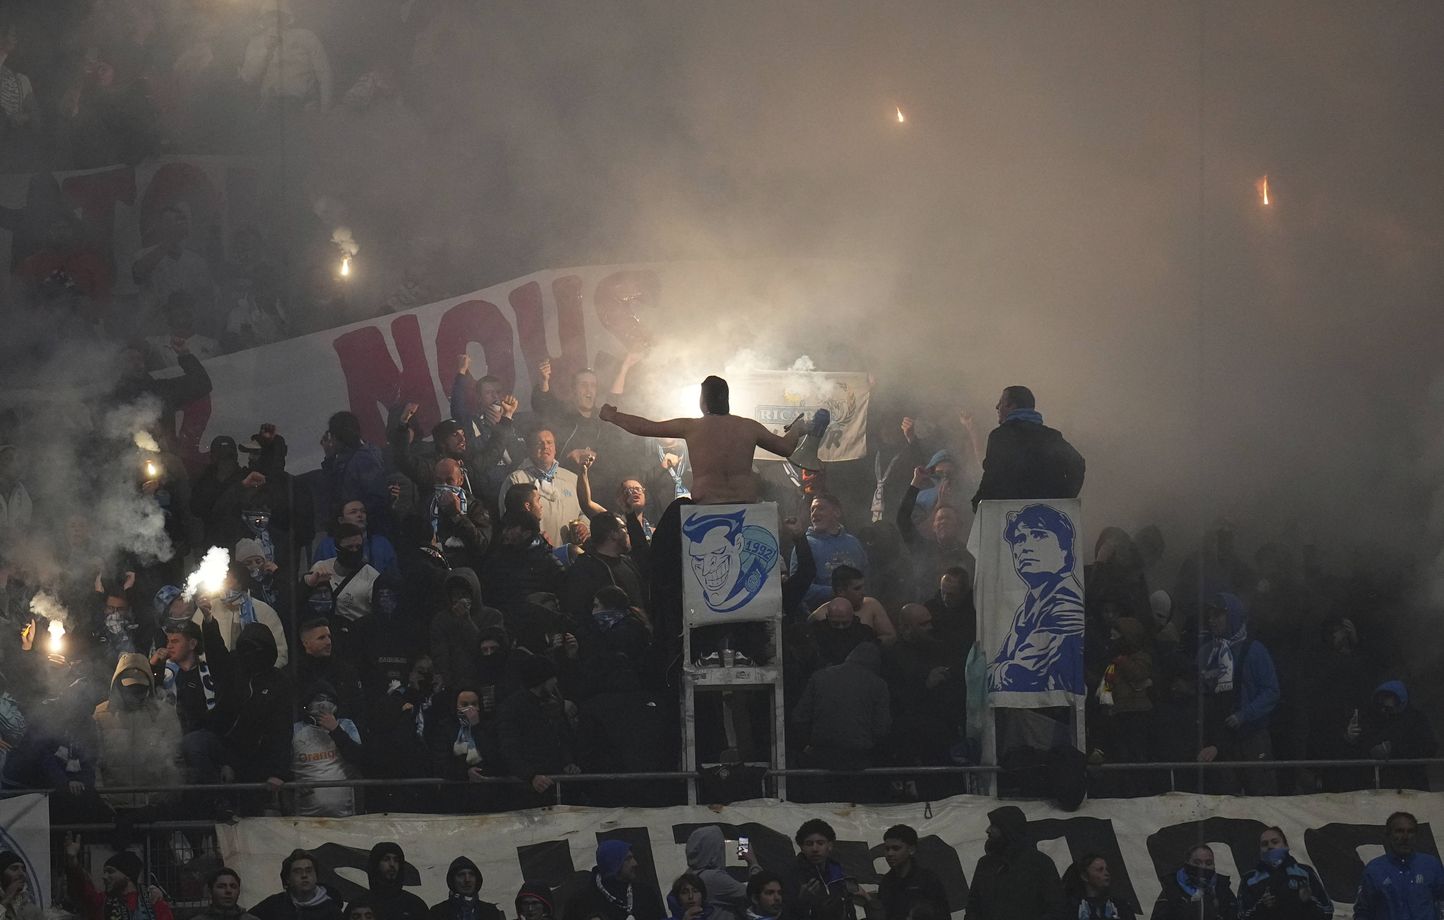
top-left (736, 836), bottom-right (750, 860)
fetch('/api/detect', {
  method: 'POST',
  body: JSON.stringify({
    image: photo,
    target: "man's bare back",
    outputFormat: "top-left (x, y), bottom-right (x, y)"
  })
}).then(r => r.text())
top-left (599, 405), bottom-right (799, 504)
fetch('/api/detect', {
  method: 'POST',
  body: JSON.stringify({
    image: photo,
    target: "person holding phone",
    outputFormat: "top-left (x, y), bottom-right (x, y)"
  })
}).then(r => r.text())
top-left (684, 827), bottom-right (761, 920)
top-left (1237, 827), bottom-right (1331, 920)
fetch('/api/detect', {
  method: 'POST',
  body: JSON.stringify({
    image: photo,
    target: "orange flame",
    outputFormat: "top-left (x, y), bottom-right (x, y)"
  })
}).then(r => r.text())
top-left (895, 106), bottom-right (906, 124)
top-left (340, 257), bottom-right (352, 277)
top-left (1255, 175), bottom-right (1270, 206)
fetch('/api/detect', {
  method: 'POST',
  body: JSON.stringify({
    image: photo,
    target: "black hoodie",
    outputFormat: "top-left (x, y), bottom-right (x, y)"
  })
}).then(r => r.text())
top-left (427, 857), bottom-right (502, 920)
top-left (226, 621), bottom-right (295, 782)
top-left (963, 806), bottom-right (1062, 920)
top-left (366, 843), bottom-right (430, 920)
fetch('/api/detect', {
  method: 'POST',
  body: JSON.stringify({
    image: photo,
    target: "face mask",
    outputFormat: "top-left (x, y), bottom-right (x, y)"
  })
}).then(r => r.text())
top-left (247, 565), bottom-right (264, 580)
top-left (120, 685), bottom-right (148, 706)
top-left (244, 514), bottom-right (270, 533)
top-left (224, 588), bottom-right (245, 604)
top-left (336, 548), bottom-right (363, 569)
top-left (1263, 847), bottom-right (1288, 867)
top-left (105, 611), bottom-right (130, 635)
top-left (1184, 866), bottom-right (1215, 884)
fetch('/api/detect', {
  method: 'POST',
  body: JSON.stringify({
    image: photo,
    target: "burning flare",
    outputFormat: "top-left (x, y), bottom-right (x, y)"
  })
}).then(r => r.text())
top-left (47, 620), bottom-right (65, 654)
top-left (895, 106), bottom-right (906, 124)
top-left (339, 256), bottom-right (352, 278)
top-left (144, 459), bottom-right (159, 480)
top-left (184, 546), bottom-right (231, 600)
top-left (1255, 175), bottom-right (1270, 206)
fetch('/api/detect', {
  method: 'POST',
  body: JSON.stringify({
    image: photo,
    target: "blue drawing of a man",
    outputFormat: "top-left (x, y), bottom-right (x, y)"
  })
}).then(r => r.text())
top-left (683, 510), bottom-right (748, 611)
top-left (988, 504), bottom-right (1084, 694)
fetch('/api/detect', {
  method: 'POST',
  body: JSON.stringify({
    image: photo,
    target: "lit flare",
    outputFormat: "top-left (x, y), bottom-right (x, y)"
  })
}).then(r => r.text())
top-left (340, 257), bottom-right (352, 278)
top-left (47, 621), bottom-right (65, 654)
top-left (184, 546), bottom-right (231, 600)
top-left (1255, 175), bottom-right (1270, 206)
top-left (895, 106), bottom-right (906, 124)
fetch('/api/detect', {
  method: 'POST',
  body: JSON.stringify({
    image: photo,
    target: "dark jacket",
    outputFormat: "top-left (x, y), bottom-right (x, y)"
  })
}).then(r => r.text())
top-left (367, 843), bottom-right (430, 920)
top-left (561, 552), bottom-right (647, 624)
top-left (793, 641), bottom-right (890, 752)
top-left (479, 531), bottom-right (565, 628)
top-left (964, 805), bottom-right (1063, 920)
top-left (778, 855), bottom-right (850, 920)
top-left (322, 442), bottom-right (390, 535)
top-left (429, 569), bottom-right (503, 689)
top-left (1350, 680), bottom-right (1438, 791)
top-left (1148, 868), bottom-right (1237, 920)
top-left (560, 867), bottom-right (665, 920)
top-left (427, 857), bottom-right (503, 920)
top-left (1236, 854), bottom-right (1330, 920)
top-left (497, 686), bottom-right (574, 782)
top-left (971, 417), bottom-right (1084, 509)
top-left (252, 886), bottom-right (345, 920)
top-left (878, 862), bottom-right (950, 920)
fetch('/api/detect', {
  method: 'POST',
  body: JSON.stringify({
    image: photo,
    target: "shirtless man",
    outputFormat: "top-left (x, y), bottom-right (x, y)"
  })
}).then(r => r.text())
top-left (598, 375), bottom-right (803, 503)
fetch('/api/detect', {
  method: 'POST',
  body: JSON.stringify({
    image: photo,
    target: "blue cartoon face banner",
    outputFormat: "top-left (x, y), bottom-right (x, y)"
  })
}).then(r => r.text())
top-left (680, 502), bottom-right (782, 624)
top-left (969, 499), bottom-right (1085, 709)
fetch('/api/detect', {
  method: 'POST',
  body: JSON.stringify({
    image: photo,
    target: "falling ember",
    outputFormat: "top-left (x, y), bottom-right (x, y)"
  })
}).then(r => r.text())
top-left (1255, 175), bottom-right (1270, 206)
top-left (339, 256), bottom-right (352, 278)
top-left (184, 546), bottom-right (232, 600)
top-left (895, 106), bottom-right (906, 124)
top-left (47, 621), bottom-right (65, 654)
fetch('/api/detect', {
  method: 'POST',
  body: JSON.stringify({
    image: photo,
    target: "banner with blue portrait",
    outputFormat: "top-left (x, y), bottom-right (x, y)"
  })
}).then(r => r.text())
top-left (970, 499), bottom-right (1085, 710)
top-left (680, 503), bottom-right (782, 625)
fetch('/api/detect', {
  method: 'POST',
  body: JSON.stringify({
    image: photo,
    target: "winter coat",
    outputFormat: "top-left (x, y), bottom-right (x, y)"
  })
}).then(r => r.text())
top-left (66, 863), bottom-right (176, 920)
top-left (366, 843), bottom-right (430, 920)
top-left (496, 687), bottom-right (574, 782)
top-left (1149, 869), bottom-right (1238, 920)
top-left (964, 805), bottom-right (1063, 920)
top-left (427, 857), bottom-right (502, 920)
top-left (1236, 855), bottom-right (1330, 920)
top-left (251, 886), bottom-right (345, 920)
top-left (1196, 594), bottom-right (1279, 746)
top-left (777, 855), bottom-right (850, 920)
top-left (685, 827), bottom-right (752, 920)
top-left (1350, 681), bottom-right (1438, 791)
top-left (877, 862), bottom-right (949, 920)
top-left (92, 652), bottom-right (183, 808)
top-left (560, 867), bottom-right (665, 920)
top-left (1354, 850), bottom-right (1444, 920)
top-left (561, 552), bottom-right (647, 625)
top-left (970, 416), bottom-right (1085, 509)
top-left (793, 640), bottom-right (890, 753)
top-left (428, 569), bottom-right (503, 689)
top-left (322, 442), bottom-right (390, 534)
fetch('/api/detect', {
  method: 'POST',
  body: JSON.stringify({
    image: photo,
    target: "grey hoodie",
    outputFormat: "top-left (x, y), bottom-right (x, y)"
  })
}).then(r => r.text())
top-left (686, 827), bottom-right (751, 920)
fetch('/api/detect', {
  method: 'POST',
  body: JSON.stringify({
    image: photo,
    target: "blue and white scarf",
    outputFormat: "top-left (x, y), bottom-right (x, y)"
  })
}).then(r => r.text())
top-left (1006, 408), bottom-right (1045, 425)
top-left (1075, 898), bottom-right (1120, 920)
top-left (224, 590), bottom-right (260, 626)
top-left (453, 722), bottom-right (481, 765)
top-left (657, 443), bottom-right (690, 500)
top-left (163, 658), bottom-right (218, 712)
top-left (0, 690), bottom-right (25, 776)
top-left (531, 460), bottom-right (559, 484)
top-left (245, 516), bottom-right (276, 563)
top-left (431, 484), bottom-right (469, 541)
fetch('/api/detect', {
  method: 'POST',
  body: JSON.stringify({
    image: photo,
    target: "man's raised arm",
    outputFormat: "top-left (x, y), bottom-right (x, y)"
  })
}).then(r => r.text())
top-left (599, 403), bottom-right (691, 439)
top-left (754, 416), bottom-right (804, 458)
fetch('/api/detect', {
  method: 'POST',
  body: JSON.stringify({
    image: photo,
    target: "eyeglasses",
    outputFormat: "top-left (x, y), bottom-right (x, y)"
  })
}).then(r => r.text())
top-left (622, 486), bottom-right (645, 494)
top-left (105, 603), bottom-right (129, 615)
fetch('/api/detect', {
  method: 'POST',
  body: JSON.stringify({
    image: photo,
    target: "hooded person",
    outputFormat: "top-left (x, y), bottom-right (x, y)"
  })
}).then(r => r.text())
top-left (666, 874), bottom-right (713, 920)
top-left (514, 883), bottom-right (555, 920)
top-left (429, 569), bottom-right (502, 689)
top-left (0, 848), bottom-right (43, 920)
top-left (92, 652), bottom-right (183, 810)
top-left (496, 654), bottom-right (579, 807)
top-left (963, 805), bottom-right (1063, 920)
top-left (427, 857), bottom-right (502, 920)
top-left (365, 843), bottom-right (428, 920)
top-left (684, 828), bottom-right (762, 920)
top-left (63, 841), bottom-right (175, 920)
top-left (1194, 593), bottom-right (1279, 796)
top-left (226, 621), bottom-right (295, 788)
top-left (252, 849), bottom-right (344, 920)
top-left (792, 639), bottom-right (891, 778)
top-left (561, 840), bottom-right (664, 920)
top-left (1347, 680), bottom-right (1438, 791)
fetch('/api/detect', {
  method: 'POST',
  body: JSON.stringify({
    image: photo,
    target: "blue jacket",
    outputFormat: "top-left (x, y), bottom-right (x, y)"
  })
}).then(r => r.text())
top-left (1354, 851), bottom-right (1444, 920)
top-left (1199, 592), bottom-right (1280, 736)
top-left (313, 532), bottom-right (399, 576)
top-left (1238, 854), bottom-right (1331, 920)
top-left (802, 528), bottom-right (869, 609)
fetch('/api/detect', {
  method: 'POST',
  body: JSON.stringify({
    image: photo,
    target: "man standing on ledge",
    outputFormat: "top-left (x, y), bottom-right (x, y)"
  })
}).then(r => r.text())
top-left (971, 386), bottom-right (1085, 510)
top-left (599, 375), bottom-right (805, 664)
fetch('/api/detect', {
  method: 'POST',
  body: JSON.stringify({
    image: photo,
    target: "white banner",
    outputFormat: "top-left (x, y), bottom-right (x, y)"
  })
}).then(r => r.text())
top-left (730, 371), bottom-right (871, 463)
top-left (681, 502), bottom-right (781, 625)
top-left (0, 794), bottom-right (51, 909)
top-left (971, 499), bottom-right (1085, 709)
top-left (217, 791), bottom-right (1444, 920)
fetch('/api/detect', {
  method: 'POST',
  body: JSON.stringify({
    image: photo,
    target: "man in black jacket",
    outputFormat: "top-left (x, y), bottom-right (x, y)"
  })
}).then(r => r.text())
top-left (970, 386), bottom-right (1084, 510)
top-left (963, 805), bottom-right (1062, 920)
top-left (251, 850), bottom-right (344, 920)
top-left (877, 825), bottom-right (949, 920)
top-left (561, 513), bottom-right (646, 623)
top-left (427, 857), bottom-right (501, 920)
top-left (365, 843), bottom-right (428, 920)
top-left (560, 840), bottom-right (663, 920)
top-left (225, 622), bottom-right (294, 794)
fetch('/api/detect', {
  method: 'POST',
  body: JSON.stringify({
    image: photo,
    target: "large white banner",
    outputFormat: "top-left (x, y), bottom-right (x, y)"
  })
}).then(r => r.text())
top-left (218, 791), bottom-right (1444, 920)
top-left (680, 502), bottom-right (781, 625)
top-left (971, 499), bottom-right (1085, 710)
top-left (0, 794), bottom-right (51, 909)
top-left (730, 371), bottom-right (871, 463)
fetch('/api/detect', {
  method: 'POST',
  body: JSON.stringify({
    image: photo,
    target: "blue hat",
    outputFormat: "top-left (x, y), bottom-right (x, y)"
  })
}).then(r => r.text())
top-left (596, 840), bottom-right (632, 879)
top-left (153, 585), bottom-right (183, 617)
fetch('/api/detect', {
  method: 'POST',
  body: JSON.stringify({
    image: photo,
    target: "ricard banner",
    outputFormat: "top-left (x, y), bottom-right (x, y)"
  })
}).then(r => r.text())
top-left (218, 791), bottom-right (1444, 920)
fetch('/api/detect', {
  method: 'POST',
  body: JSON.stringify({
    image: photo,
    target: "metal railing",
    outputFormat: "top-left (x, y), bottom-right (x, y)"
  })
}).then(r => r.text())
top-left (6, 755), bottom-right (1440, 810)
